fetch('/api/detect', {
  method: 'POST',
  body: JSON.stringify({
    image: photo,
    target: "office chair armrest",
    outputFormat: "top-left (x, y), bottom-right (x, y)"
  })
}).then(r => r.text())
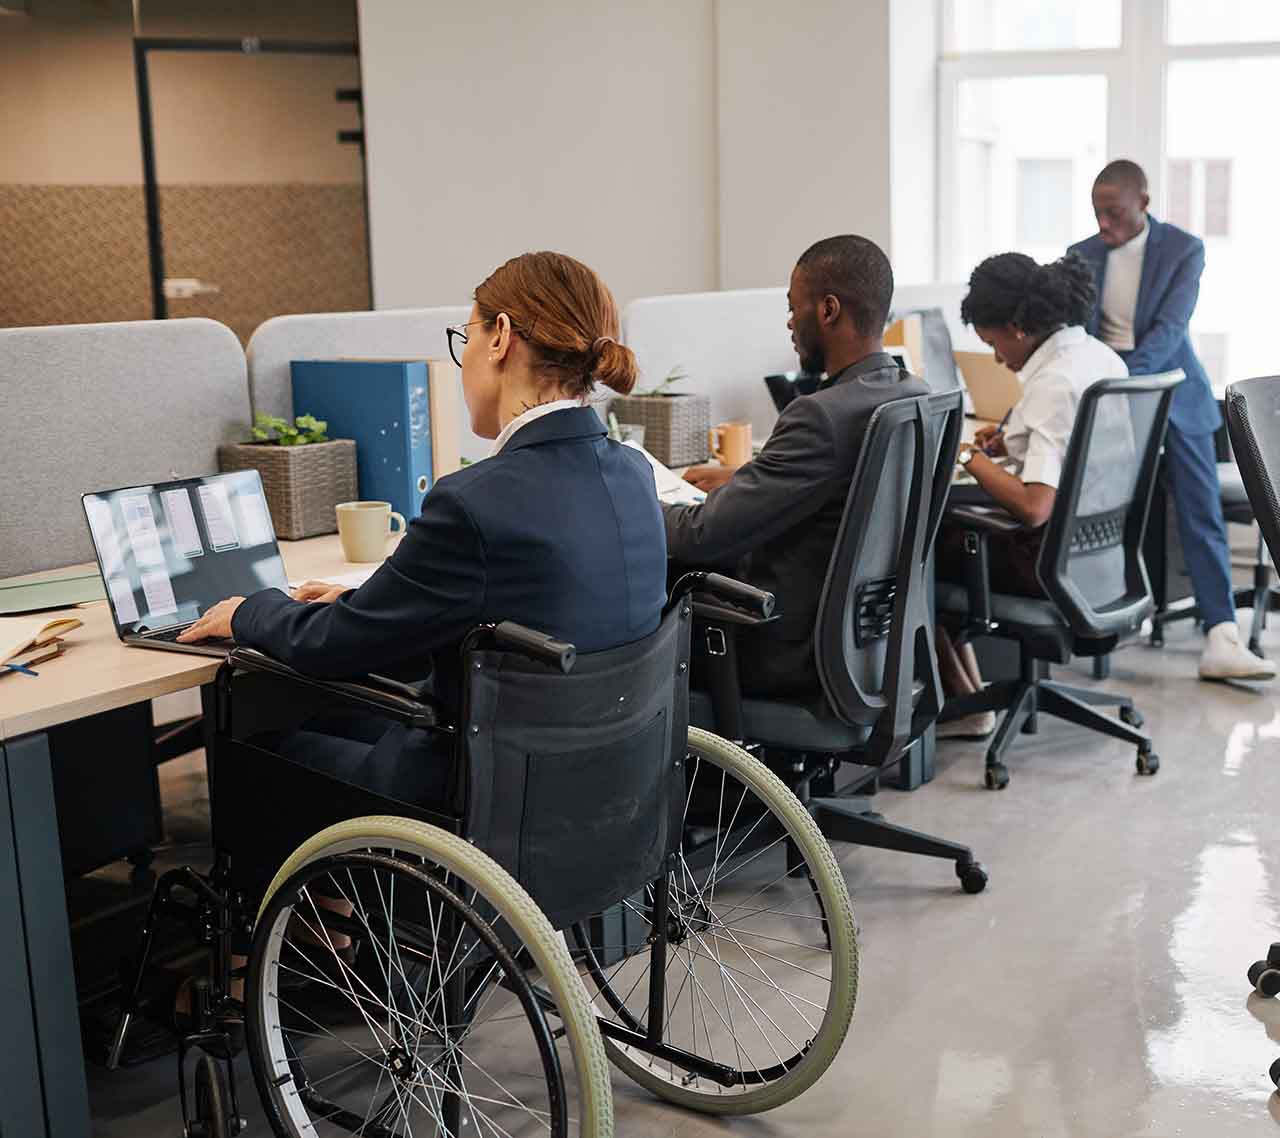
top-left (223, 648), bottom-right (444, 731)
top-left (944, 503), bottom-right (1024, 535)
top-left (942, 506), bottom-right (1019, 642)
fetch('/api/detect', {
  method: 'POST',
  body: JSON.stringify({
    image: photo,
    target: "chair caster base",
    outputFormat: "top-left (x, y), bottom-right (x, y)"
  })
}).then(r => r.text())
top-left (957, 861), bottom-right (988, 894)
top-left (1270, 1056), bottom-right (1280, 1090)
top-left (1136, 750), bottom-right (1160, 775)
top-left (983, 763), bottom-right (1009, 791)
top-left (1119, 705), bottom-right (1144, 729)
top-left (1249, 961), bottom-right (1280, 997)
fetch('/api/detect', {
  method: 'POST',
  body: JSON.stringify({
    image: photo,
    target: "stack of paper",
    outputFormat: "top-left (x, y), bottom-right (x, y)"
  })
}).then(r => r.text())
top-left (622, 441), bottom-right (707, 507)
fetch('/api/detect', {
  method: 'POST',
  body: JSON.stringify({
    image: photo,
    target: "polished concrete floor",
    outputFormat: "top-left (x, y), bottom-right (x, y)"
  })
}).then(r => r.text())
top-left (84, 616), bottom-right (1280, 1137)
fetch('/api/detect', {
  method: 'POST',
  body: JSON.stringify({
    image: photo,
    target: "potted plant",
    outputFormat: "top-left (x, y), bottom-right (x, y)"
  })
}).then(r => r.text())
top-left (608, 366), bottom-right (710, 466)
top-left (218, 412), bottom-right (357, 540)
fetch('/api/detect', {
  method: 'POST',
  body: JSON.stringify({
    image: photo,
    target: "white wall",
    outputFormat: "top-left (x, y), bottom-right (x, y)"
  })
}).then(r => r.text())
top-left (715, 0), bottom-right (893, 291)
top-left (890, 0), bottom-right (939, 284)
top-left (357, 0), bottom-right (719, 309)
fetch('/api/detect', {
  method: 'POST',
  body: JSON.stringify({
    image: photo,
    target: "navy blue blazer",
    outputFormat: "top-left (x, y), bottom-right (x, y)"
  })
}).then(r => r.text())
top-left (232, 407), bottom-right (667, 708)
top-left (1069, 214), bottom-right (1219, 435)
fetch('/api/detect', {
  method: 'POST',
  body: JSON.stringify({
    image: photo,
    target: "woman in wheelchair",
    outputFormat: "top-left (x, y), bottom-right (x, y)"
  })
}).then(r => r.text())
top-left (127, 252), bottom-right (859, 1138)
top-left (936, 252), bottom-right (1128, 737)
top-left (179, 250), bottom-right (668, 801)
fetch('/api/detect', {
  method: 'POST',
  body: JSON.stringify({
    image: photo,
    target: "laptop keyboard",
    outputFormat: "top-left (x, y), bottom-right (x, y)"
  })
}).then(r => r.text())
top-left (143, 626), bottom-right (234, 648)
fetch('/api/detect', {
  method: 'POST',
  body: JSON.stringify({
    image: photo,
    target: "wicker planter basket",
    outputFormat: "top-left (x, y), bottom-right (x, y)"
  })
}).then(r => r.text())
top-left (609, 393), bottom-right (710, 466)
top-left (218, 439), bottom-right (357, 541)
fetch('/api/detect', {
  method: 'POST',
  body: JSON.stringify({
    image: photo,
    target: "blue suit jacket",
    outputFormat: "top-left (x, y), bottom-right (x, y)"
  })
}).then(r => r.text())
top-left (1068, 215), bottom-right (1219, 435)
top-left (233, 407), bottom-right (667, 707)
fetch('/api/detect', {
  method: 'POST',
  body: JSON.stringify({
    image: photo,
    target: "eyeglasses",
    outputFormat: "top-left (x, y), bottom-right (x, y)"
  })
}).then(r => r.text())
top-left (446, 320), bottom-right (486, 369)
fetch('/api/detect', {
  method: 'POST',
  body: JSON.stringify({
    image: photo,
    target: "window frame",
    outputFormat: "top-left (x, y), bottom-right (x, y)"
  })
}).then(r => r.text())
top-left (936, 0), bottom-right (1280, 279)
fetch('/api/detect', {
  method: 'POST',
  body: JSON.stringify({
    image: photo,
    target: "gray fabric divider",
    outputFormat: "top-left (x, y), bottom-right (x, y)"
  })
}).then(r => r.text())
top-left (244, 306), bottom-right (488, 462)
top-left (0, 317), bottom-right (249, 579)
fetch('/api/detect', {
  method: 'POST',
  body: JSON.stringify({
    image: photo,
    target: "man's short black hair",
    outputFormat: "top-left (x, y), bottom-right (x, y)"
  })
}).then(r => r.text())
top-left (1095, 159), bottom-right (1148, 194)
top-left (795, 235), bottom-right (894, 337)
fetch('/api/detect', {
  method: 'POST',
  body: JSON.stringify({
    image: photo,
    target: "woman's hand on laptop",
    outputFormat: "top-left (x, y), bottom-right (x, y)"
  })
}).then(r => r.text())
top-left (291, 580), bottom-right (350, 604)
top-left (176, 597), bottom-right (244, 643)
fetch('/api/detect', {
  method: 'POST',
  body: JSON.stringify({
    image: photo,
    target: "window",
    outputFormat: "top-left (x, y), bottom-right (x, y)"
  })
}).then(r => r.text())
top-left (947, 0), bottom-right (1121, 53)
top-left (1167, 0), bottom-right (1280, 46)
top-left (1017, 159), bottom-right (1076, 247)
top-left (943, 74), bottom-right (1106, 276)
top-left (939, 2), bottom-right (1280, 390)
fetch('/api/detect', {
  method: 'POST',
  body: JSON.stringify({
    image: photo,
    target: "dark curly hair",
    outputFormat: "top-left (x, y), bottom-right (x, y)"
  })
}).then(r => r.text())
top-left (960, 252), bottom-right (1097, 335)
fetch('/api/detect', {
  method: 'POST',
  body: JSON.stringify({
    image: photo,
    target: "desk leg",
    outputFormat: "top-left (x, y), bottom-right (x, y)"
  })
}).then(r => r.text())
top-left (0, 737), bottom-right (48, 1137)
top-left (4, 731), bottom-right (91, 1138)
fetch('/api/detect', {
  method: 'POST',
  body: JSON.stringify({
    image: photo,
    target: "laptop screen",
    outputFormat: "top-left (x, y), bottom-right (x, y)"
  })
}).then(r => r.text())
top-left (82, 470), bottom-right (288, 635)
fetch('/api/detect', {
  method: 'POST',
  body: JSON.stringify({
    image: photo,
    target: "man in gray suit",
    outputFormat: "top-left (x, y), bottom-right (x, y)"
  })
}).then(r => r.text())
top-left (665, 235), bottom-right (927, 696)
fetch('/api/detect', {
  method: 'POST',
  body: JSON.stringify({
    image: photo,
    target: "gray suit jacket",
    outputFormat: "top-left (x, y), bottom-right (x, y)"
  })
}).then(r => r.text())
top-left (663, 353), bottom-right (929, 697)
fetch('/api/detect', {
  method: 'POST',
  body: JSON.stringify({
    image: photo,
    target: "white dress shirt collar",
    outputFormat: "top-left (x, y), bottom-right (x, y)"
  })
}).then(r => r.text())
top-left (1019, 325), bottom-right (1086, 384)
top-left (488, 398), bottom-right (586, 457)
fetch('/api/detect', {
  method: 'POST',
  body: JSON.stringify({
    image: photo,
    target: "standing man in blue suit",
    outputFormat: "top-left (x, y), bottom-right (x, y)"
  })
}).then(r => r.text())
top-left (1069, 159), bottom-right (1273, 681)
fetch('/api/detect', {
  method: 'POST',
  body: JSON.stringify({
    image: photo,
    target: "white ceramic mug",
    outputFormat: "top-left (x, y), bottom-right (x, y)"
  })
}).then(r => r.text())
top-left (336, 501), bottom-right (406, 563)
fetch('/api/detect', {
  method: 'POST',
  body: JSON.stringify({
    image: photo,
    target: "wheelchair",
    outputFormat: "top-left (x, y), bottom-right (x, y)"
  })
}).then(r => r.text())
top-left (109, 573), bottom-right (859, 1137)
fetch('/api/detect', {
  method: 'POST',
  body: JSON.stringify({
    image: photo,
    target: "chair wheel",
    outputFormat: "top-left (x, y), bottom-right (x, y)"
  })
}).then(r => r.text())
top-left (983, 763), bottom-right (1009, 790)
top-left (1270, 1056), bottom-right (1280, 1089)
top-left (958, 861), bottom-right (988, 894)
top-left (1119, 706), bottom-right (1144, 729)
top-left (1250, 960), bottom-right (1269, 988)
top-left (1136, 751), bottom-right (1159, 775)
top-left (1257, 968), bottom-right (1280, 998)
top-left (1267, 941), bottom-right (1280, 967)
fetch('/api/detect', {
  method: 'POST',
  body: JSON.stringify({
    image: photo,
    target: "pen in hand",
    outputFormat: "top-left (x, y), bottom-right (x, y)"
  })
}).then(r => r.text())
top-left (983, 408), bottom-right (1012, 455)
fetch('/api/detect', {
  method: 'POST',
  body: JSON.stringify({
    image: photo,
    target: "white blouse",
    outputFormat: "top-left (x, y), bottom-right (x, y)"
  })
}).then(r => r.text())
top-left (1003, 325), bottom-right (1128, 489)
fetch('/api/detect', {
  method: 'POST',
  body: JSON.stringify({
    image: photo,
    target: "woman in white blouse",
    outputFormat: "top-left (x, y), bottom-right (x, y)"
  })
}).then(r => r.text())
top-left (938, 252), bottom-right (1126, 736)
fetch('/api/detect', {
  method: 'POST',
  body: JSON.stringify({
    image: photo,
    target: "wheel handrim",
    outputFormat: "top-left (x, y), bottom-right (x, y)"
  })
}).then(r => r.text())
top-left (251, 852), bottom-right (568, 1138)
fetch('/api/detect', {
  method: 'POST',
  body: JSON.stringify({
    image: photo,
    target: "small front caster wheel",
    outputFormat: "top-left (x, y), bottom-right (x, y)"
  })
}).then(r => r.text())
top-left (958, 862), bottom-right (988, 895)
top-left (1270, 1056), bottom-right (1280, 1089)
top-left (1251, 964), bottom-right (1280, 998)
top-left (983, 763), bottom-right (1010, 791)
top-left (1119, 705), bottom-right (1144, 729)
top-left (190, 1055), bottom-right (230, 1138)
top-left (1136, 751), bottom-right (1159, 775)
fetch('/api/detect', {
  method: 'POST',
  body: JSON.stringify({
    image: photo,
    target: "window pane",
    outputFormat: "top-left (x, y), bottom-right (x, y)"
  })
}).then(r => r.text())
top-left (950, 75), bottom-right (1107, 278)
top-left (1167, 58), bottom-right (1280, 389)
top-left (1166, 159), bottom-right (1193, 231)
top-left (950, 0), bottom-right (1120, 52)
top-left (1168, 0), bottom-right (1280, 45)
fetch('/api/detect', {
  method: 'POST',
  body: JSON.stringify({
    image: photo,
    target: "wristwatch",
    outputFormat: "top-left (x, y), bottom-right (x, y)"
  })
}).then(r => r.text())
top-left (957, 444), bottom-right (977, 468)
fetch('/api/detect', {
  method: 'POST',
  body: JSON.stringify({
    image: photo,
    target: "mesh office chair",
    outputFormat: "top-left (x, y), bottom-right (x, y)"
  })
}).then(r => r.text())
top-left (936, 372), bottom-right (1183, 789)
top-left (1224, 375), bottom-right (1280, 1090)
top-left (1149, 401), bottom-right (1278, 653)
top-left (689, 390), bottom-right (990, 893)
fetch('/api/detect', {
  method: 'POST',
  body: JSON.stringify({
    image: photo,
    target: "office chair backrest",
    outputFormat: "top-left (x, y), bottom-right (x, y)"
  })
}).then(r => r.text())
top-left (1225, 376), bottom-right (1280, 567)
top-left (461, 604), bottom-right (690, 931)
top-left (814, 390), bottom-right (964, 765)
top-left (1037, 372), bottom-right (1183, 638)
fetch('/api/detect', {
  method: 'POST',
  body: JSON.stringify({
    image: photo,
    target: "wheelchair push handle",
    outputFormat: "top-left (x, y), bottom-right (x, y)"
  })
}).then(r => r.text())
top-left (494, 621), bottom-right (577, 674)
top-left (701, 573), bottom-right (776, 619)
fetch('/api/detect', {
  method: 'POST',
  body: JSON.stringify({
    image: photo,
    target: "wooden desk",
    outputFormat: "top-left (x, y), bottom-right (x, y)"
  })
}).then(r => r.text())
top-left (0, 534), bottom-right (392, 1138)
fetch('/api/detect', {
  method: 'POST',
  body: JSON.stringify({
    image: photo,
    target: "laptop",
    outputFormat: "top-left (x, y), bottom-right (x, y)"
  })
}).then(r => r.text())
top-left (82, 470), bottom-right (289, 658)
top-left (955, 350), bottom-right (1023, 423)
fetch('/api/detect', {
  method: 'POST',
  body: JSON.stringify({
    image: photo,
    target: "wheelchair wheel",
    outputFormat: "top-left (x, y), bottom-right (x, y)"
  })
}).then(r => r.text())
top-left (572, 727), bottom-right (858, 1115)
top-left (245, 818), bottom-right (611, 1138)
top-left (192, 1054), bottom-right (230, 1138)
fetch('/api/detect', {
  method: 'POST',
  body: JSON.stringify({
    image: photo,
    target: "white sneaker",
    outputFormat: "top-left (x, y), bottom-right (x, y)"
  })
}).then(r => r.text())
top-left (937, 711), bottom-right (997, 739)
top-left (1199, 622), bottom-right (1276, 681)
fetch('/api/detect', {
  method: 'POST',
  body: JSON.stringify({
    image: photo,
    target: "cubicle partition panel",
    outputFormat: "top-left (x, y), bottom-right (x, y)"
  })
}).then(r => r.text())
top-left (245, 305), bottom-right (486, 465)
top-left (0, 317), bottom-right (249, 579)
top-left (621, 283), bottom-right (980, 446)
top-left (621, 288), bottom-right (795, 443)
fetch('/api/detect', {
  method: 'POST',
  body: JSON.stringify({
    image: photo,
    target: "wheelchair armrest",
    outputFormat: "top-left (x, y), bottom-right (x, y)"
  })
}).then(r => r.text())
top-left (224, 647), bottom-right (444, 730)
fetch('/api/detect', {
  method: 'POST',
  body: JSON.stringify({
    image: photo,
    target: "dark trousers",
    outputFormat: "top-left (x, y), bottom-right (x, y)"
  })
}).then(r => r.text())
top-left (1165, 425), bottom-right (1235, 629)
top-left (266, 712), bottom-right (453, 810)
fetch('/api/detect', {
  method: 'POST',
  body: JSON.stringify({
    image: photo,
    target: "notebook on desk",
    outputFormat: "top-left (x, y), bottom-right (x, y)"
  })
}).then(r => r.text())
top-left (82, 470), bottom-right (289, 658)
